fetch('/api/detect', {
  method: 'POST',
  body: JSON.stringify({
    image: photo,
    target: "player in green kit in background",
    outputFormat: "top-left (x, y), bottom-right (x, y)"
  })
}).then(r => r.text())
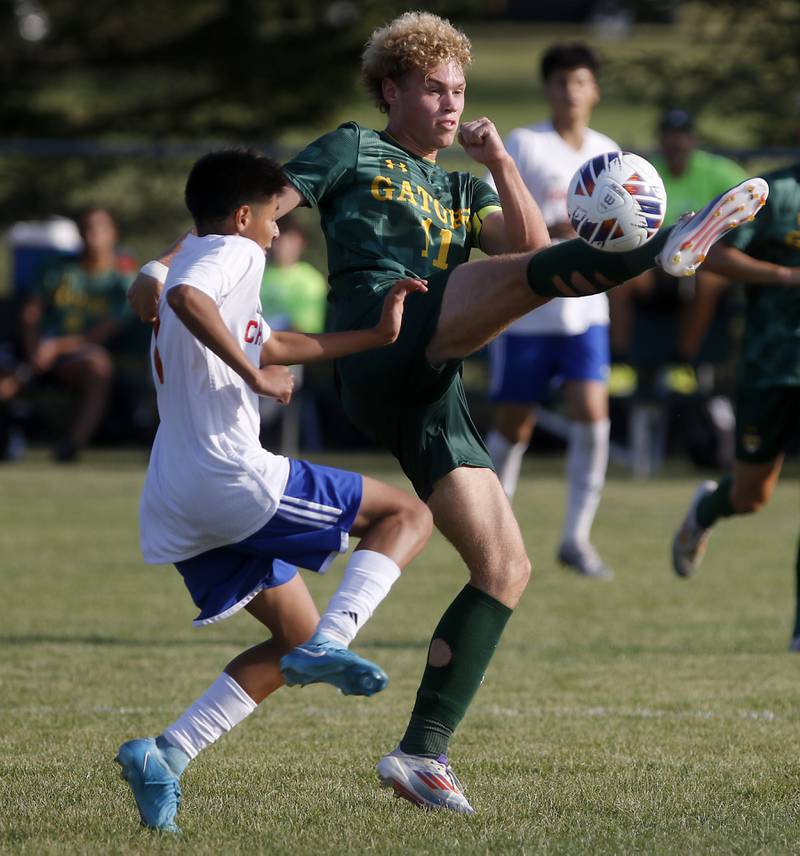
top-left (672, 162), bottom-right (800, 647)
top-left (127, 11), bottom-right (768, 814)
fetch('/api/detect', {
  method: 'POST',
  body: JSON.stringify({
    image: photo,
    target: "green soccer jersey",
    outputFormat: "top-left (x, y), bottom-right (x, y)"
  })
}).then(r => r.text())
top-left (651, 149), bottom-right (746, 226)
top-left (283, 122), bottom-right (501, 327)
top-left (724, 163), bottom-right (800, 388)
top-left (36, 257), bottom-right (133, 338)
top-left (260, 261), bottom-right (327, 333)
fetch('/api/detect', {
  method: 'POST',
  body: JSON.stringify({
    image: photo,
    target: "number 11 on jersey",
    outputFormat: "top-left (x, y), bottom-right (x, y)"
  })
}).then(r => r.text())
top-left (420, 218), bottom-right (452, 270)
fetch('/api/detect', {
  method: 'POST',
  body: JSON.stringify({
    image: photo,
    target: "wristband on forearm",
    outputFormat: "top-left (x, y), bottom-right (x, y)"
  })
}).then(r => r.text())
top-left (139, 260), bottom-right (169, 281)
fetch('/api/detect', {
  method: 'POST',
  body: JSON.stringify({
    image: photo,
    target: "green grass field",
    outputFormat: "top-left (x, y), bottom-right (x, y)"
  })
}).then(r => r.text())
top-left (1, 451), bottom-right (798, 855)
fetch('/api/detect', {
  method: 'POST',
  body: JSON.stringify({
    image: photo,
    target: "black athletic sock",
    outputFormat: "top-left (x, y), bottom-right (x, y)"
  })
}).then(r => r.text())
top-left (696, 475), bottom-right (736, 529)
top-left (400, 584), bottom-right (513, 758)
top-left (526, 228), bottom-right (672, 299)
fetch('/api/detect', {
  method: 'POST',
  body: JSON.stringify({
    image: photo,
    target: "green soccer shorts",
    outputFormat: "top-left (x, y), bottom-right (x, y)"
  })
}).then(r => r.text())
top-left (735, 386), bottom-right (800, 463)
top-left (335, 269), bottom-right (493, 500)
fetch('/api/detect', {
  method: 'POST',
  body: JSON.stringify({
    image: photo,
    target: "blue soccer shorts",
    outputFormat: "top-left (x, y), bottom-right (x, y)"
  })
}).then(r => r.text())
top-left (488, 324), bottom-right (610, 404)
top-left (175, 459), bottom-right (363, 626)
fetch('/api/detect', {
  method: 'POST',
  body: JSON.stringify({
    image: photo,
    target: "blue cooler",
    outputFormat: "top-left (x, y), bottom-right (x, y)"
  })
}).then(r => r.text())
top-left (8, 218), bottom-right (82, 295)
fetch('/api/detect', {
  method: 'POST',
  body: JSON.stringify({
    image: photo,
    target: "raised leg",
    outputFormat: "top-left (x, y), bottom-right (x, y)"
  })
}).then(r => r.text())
top-left (427, 232), bottom-right (671, 365)
top-left (428, 177), bottom-right (768, 366)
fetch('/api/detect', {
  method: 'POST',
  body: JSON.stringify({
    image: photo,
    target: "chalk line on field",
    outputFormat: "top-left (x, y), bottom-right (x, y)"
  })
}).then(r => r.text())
top-left (0, 705), bottom-right (173, 716)
top-left (0, 703), bottom-right (781, 722)
top-left (484, 704), bottom-right (778, 722)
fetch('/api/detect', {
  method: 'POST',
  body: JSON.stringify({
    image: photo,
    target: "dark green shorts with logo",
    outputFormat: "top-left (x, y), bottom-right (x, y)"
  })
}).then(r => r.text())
top-left (735, 386), bottom-right (800, 463)
top-left (334, 269), bottom-right (493, 500)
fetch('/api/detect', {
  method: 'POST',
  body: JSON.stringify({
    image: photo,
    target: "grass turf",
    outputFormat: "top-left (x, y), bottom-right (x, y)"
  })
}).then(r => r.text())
top-left (1, 451), bottom-right (798, 854)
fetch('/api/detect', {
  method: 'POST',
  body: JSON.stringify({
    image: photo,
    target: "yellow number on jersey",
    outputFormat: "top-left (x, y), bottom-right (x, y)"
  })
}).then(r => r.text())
top-left (420, 218), bottom-right (452, 270)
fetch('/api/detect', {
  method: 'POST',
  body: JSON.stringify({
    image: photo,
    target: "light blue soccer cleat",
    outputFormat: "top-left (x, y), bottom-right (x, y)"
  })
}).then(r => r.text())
top-left (280, 633), bottom-right (388, 696)
top-left (116, 737), bottom-right (183, 833)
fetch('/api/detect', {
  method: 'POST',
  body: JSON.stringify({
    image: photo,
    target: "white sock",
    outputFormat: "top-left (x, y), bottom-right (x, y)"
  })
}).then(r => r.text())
top-left (161, 672), bottom-right (257, 761)
top-left (562, 418), bottom-right (610, 546)
top-left (485, 429), bottom-right (528, 499)
top-left (315, 549), bottom-right (401, 647)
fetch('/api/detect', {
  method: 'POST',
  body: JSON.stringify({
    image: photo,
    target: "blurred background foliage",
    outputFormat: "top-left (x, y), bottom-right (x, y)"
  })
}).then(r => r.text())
top-left (604, 0), bottom-right (800, 148)
top-left (0, 0), bottom-right (798, 266)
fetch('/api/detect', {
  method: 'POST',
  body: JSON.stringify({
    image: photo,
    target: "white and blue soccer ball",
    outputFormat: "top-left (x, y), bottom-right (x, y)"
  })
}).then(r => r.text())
top-left (567, 151), bottom-right (667, 252)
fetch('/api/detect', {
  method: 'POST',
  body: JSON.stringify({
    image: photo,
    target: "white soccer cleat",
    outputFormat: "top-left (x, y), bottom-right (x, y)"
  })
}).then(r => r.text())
top-left (658, 178), bottom-right (769, 277)
top-left (376, 747), bottom-right (475, 815)
top-left (671, 480), bottom-right (718, 578)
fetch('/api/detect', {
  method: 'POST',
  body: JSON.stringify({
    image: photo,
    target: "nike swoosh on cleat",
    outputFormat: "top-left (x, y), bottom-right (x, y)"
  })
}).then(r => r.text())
top-left (294, 647), bottom-right (328, 658)
top-left (142, 751), bottom-right (150, 775)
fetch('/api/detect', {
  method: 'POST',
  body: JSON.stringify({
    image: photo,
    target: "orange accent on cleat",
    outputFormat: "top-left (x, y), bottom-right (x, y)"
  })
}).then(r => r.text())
top-left (660, 177), bottom-right (769, 278)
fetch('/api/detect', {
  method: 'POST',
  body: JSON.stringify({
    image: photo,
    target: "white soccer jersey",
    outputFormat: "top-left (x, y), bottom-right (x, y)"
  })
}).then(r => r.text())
top-left (490, 121), bottom-right (619, 335)
top-left (140, 234), bottom-right (290, 564)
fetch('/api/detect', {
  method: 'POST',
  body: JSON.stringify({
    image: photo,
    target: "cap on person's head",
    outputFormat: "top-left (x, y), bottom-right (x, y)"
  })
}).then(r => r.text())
top-left (658, 108), bottom-right (694, 133)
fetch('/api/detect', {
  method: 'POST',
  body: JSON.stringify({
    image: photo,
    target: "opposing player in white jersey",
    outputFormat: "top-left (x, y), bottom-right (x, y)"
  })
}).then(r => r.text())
top-left (484, 43), bottom-right (617, 579)
top-left (116, 148), bottom-right (432, 833)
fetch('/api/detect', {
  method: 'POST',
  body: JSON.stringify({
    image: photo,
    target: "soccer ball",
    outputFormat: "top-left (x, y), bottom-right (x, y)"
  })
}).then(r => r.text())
top-left (567, 151), bottom-right (667, 252)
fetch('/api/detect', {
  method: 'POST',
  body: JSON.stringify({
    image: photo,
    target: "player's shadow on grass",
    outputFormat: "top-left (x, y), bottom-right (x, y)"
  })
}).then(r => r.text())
top-left (0, 634), bottom-right (253, 647)
top-left (1, 634), bottom-right (433, 650)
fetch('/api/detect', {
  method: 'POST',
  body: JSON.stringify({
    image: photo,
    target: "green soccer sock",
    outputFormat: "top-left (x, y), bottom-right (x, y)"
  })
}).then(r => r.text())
top-left (695, 475), bottom-right (736, 529)
top-left (792, 536), bottom-right (800, 639)
top-left (526, 228), bottom-right (672, 299)
top-left (399, 584), bottom-right (513, 758)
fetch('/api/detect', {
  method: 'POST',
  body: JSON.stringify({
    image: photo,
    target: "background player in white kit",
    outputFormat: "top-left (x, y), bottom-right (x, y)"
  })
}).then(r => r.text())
top-left (115, 148), bottom-right (432, 833)
top-left (484, 43), bottom-right (618, 579)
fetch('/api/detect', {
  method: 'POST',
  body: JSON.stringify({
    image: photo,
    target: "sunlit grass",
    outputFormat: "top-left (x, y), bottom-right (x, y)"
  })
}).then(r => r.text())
top-left (1, 451), bottom-right (798, 853)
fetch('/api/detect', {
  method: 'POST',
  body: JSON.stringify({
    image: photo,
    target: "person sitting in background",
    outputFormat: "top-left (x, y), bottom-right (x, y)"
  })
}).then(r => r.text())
top-left (18, 207), bottom-right (135, 461)
top-left (609, 108), bottom-right (747, 365)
